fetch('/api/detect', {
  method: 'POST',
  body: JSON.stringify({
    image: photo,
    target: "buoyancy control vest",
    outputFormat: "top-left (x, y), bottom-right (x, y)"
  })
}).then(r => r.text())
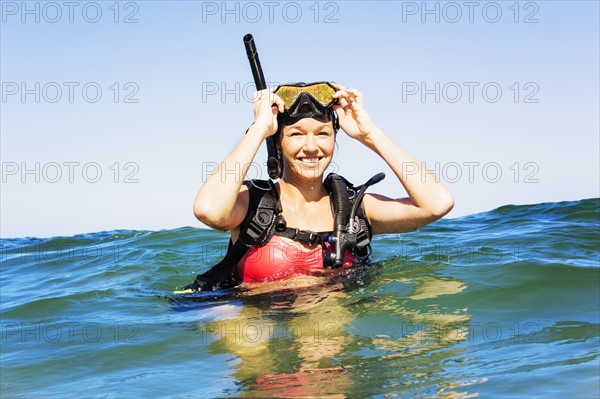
top-left (185, 172), bottom-right (385, 292)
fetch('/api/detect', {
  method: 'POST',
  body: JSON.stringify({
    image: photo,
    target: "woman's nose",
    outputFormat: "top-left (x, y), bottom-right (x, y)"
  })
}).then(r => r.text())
top-left (303, 134), bottom-right (318, 151)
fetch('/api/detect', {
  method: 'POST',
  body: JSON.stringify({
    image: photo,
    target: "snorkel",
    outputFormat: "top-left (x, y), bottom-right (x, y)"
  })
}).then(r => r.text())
top-left (244, 34), bottom-right (282, 179)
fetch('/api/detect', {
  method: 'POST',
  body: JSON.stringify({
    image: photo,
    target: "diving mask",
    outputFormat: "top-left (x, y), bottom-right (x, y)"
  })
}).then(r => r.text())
top-left (274, 82), bottom-right (337, 109)
top-left (274, 82), bottom-right (339, 127)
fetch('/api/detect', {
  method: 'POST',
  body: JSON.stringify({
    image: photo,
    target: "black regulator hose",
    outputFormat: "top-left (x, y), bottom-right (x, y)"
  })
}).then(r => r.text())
top-left (326, 173), bottom-right (386, 268)
top-left (348, 172), bottom-right (386, 233)
top-left (328, 175), bottom-right (351, 268)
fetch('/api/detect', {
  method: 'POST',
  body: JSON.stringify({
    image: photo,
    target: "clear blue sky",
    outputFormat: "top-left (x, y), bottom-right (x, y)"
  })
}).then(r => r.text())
top-left (1, 0), bottom-right (598, 238)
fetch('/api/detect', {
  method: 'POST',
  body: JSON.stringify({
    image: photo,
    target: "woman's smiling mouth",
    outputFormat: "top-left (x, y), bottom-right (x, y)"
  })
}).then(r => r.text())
top-left (297, 157), bottom-right (323, 166)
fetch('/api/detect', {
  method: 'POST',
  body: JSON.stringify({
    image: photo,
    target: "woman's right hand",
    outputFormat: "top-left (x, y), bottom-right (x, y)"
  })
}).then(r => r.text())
top-left (252, 89), bottom-right (285, 139)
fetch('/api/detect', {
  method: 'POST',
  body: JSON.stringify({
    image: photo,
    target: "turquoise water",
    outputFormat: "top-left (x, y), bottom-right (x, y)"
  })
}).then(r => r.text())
top-left (1, 198), bottom-right (599, 398)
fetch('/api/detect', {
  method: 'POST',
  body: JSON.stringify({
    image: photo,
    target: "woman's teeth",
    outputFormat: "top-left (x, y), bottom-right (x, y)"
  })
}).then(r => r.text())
top-left (299, 157), bottom-right (320, 165)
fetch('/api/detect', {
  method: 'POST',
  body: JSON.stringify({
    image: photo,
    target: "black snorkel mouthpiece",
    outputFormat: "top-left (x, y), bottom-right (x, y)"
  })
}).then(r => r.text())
top-left (243, 34), bottom-right (282, 179)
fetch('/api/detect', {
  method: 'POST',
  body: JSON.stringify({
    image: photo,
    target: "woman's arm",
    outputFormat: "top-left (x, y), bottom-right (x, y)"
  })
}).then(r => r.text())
top-left (332, 85), bottom-right (454, 234)
top-left (193, 90), bottom-right (284, 231)
top-left (361, 128), bottom-right (454, 233)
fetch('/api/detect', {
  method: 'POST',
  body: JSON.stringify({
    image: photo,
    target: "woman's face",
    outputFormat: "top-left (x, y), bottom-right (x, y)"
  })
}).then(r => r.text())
top-left (280, 117), bottom-right (335, 181)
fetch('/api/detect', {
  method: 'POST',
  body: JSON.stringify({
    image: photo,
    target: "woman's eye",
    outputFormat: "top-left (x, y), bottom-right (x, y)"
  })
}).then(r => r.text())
top-left (318, 132), bottom-right (330, 136)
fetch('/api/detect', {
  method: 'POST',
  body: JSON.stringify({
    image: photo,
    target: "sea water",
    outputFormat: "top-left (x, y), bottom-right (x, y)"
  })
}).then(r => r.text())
top-left (1, 198), bottom-right (599, 398)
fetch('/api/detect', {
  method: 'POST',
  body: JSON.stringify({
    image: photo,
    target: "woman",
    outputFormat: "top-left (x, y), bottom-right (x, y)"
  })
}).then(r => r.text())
top-left (191, 82), bottom-right (454, 289)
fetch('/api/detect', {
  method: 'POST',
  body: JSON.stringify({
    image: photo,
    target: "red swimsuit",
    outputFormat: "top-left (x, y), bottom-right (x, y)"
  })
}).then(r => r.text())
top-left (237, 235), bottom-right (354, 283)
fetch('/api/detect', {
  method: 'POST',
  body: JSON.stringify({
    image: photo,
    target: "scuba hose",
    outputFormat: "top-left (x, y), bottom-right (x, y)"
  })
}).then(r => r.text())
top-left (349, 173), bottom-right (386, 233)
top-left (327, 175), bottom-right (351, 268)
top-left (325, 173), bottom-right (386, 268)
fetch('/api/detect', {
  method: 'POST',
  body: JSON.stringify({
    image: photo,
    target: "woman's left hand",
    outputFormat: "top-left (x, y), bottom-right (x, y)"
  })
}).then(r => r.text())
top-left (332, 83), bottom-right (377, 142)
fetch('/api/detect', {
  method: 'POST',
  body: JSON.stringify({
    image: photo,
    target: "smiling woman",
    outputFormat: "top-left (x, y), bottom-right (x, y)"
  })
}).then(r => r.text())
top-left (188, 81), bottom-right (454, 291)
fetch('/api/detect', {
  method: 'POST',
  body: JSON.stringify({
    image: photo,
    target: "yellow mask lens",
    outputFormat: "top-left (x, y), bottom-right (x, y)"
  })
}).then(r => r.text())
top-left (275, 82), bottom-right (336, 109)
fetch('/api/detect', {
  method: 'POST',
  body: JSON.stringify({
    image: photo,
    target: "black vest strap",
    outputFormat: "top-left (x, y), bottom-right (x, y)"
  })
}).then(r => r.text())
top-left (274, 228), bottom-right (331, 246)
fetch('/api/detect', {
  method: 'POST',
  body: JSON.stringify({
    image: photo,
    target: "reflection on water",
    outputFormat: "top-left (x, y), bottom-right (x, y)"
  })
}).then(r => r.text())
top-left (195, 264), bottom-right (477, 398)
top-left (361, 264), bottom-right (478, 398)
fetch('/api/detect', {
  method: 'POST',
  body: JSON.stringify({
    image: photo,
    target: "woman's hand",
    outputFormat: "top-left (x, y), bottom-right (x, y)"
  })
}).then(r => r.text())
top-left (332, 83), bottom-right (377, 143)
top-left (252, 89), bottom-right (285, 139)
